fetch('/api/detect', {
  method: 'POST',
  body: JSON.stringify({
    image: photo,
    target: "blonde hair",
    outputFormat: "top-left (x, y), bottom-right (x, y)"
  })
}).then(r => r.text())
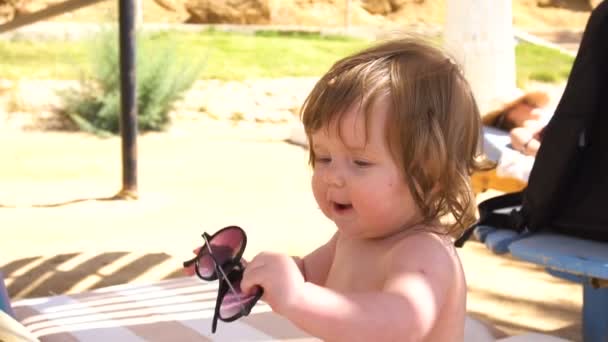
top-left (301, 37), bottom-right (488, 235)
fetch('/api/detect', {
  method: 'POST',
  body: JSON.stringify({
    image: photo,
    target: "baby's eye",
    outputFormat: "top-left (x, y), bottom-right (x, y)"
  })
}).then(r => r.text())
top-left (353, 160), bottom-right (372, 167)
top-left (315, 156), bottom-right (331, 164)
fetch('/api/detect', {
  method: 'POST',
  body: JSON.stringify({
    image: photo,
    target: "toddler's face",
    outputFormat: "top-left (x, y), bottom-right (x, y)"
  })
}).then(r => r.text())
top-left (310, 97), bottom-right (421, 239)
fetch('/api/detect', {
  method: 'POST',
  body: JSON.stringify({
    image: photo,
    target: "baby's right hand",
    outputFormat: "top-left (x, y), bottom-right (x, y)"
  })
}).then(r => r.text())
top-left (240, 251), bottom-right (305, 315)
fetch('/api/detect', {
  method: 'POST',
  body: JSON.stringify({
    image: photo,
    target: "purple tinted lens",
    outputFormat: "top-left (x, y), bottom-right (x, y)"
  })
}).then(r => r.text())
top-left (196, 251), bottom-right (215, 278)
top-left (196, 227), bottom-right (245, 278)
top-left (219, 280), bottom-right (261, 320)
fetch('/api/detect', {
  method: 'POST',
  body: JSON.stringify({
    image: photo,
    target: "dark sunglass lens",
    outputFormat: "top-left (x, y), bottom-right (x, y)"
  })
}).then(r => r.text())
top-left (211, 227), bottom-right (245, 260)
top-left (196, 251), bottom-right (215, 278)
top-left (197, 226), bottom-right (245, 278)
top-left (219, 279), bottom-right (261, 320)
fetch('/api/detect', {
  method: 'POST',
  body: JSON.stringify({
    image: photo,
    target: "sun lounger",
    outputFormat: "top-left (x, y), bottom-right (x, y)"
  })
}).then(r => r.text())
top-left (476, 228), bottom-right (608, 342)
top-left (2, 274), bottom-right (577, 341)
top-left (10, 277), bottom-right (315, 341)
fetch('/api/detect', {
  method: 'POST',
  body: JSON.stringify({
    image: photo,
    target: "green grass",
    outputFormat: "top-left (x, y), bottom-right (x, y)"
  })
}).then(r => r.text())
top-left (0, 30), bottom-right (371, 80)
top-left (0, 30), bottom-right (575, 84)
top-left (516, 41), bottom-right (575, 86)
top-left (0, 40), bottom-right (91, 79)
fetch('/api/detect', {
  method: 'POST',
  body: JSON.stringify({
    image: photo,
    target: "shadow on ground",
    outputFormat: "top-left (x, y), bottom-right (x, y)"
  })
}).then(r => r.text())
top-left (470, 288), bottom-right (581, 341)
top-left (2, 252), bottom-right (185, 300)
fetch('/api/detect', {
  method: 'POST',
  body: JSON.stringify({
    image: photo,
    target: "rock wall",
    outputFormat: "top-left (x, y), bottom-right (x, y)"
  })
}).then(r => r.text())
top-left (0, 0), bottom-right (28, 22)
top-left (185, 0), bottom-right (271, 24)
top-left (184, 0), bottom-right (413, 25)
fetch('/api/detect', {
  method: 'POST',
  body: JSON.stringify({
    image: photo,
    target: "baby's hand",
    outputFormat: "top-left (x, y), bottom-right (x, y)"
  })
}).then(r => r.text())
top-left (241, 252), bottom-right (304, 315)
top-left (183, 247), bottom-right (201, 276)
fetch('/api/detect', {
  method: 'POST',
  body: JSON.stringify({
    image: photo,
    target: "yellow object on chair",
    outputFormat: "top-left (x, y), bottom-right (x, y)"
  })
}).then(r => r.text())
top-left (472, 169), bottom-right (526, 195)
top-left (473, 126), bottom-right (529, 195)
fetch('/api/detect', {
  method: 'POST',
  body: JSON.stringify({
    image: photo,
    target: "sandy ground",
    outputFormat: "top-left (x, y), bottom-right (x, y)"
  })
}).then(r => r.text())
top-left (0, 115), bottom-right (583, 341)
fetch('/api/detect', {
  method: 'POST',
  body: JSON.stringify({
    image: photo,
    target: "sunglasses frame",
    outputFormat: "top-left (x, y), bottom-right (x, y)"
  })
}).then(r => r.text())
top-left (183, 225), bottom-right (263, 333)
top-left (183, 225), bottom-right (248, 281)
top-left (211, 261), bottom-right (263, 332)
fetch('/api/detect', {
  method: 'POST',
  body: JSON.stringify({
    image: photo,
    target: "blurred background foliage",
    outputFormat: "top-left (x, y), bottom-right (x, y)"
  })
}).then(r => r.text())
top-left (59, 29), bottom-right (203, 135)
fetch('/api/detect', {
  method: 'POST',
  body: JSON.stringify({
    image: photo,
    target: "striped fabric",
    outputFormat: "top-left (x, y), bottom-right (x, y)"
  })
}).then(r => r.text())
top-left (12, 277), bottom-right (317, 342)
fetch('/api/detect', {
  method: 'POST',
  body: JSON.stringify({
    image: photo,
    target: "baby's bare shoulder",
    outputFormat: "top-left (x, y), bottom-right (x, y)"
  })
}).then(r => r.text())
top-left (380, 230), bottom-right (464, 317)
top-left (384, 230), bottom-right (458, 274)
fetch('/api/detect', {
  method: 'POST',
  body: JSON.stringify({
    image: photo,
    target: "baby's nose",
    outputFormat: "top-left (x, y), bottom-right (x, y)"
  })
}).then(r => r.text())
top-left (324, 166), bottom-right (345, 187)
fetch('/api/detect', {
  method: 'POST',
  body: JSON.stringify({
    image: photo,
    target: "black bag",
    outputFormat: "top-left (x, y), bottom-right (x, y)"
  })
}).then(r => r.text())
top-left (456, 1), bottom-right (608, 247)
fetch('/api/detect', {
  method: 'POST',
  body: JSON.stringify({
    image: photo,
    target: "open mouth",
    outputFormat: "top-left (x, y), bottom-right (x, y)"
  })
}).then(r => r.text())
top-left (332, 202), bottom-right (353, 212)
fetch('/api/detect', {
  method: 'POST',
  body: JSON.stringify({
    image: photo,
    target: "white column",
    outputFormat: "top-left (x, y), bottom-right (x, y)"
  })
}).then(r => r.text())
top-left (136, 0), bottom-right (144, 27)
top-left (443, 0), bottom-right (516, 115)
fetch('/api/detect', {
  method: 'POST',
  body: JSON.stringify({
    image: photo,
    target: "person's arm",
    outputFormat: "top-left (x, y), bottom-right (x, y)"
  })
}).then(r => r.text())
top-left (293, 232), bottom-right (338, 285)
top-left (510, 126), bottom-right (544, 156)
top-left (272, 234), bottom-right (455, 342)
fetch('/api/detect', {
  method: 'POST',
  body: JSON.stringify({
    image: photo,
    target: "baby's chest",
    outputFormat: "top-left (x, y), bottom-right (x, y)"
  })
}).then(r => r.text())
top-left (324, 251), bottom-right (386, 291)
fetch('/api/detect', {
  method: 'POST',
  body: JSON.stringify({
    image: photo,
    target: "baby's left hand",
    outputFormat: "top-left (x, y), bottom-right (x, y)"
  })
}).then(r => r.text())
top-left (241, 252), bottom-right (305, 315)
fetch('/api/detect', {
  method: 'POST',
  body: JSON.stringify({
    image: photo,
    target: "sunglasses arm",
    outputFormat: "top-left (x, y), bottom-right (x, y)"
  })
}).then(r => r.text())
top-left (211, 278), bottom-right (225, 333)
top-left (182, 256), bottom-right (197, 269)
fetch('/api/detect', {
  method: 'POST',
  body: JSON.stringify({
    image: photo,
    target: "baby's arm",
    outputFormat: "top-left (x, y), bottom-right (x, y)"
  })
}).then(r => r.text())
top-left (293, 232), bottom-right (338, 285)
top-left (281, 234), bottom-right (456, 342)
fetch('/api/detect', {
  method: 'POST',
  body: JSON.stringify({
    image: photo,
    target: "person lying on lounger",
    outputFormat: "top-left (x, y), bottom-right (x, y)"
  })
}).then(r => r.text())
top-left (482, 89), bottom-right (552, 157)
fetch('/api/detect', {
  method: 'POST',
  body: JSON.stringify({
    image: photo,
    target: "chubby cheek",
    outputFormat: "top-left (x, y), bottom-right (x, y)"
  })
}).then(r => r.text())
top-left (353, 184), bottom-right (391, 213)
top-left (311, 172), bottom-right (329, 215)
top-left (355, 180), bottom-right (413, 223)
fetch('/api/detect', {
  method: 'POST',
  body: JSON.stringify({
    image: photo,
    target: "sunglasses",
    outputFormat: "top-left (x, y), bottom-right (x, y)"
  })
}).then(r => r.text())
top-left (183, 225), bottom-right (263, 333)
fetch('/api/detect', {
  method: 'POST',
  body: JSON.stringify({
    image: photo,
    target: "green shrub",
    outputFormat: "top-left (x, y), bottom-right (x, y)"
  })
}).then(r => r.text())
top-left (60, 29), bottom-right (204, 135)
